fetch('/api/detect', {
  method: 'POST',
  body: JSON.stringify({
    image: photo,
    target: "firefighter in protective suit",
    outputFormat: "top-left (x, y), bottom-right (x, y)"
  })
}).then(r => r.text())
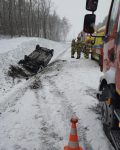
top-left (84, 36), bottom-right (94, 59)
top-left (71, 39), bottom-right (76, 58)
top-left (84, 44), bottom-right (90, 59)
top-left (76, 37), bottom-right (83, 59)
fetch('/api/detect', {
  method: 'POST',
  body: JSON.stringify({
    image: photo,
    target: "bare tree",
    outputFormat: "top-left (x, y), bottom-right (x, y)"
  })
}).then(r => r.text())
top-left (40, 0), bottom-right (52, 38)
top-left (61, 17), bottom-right (71, 41)
top-left (0, 0), bottom-right (70, 41)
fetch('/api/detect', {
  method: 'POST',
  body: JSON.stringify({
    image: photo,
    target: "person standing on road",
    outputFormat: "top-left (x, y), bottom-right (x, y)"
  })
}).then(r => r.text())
top-left (71, 39), bottom-right (76, 58)
top-left (76, 37), bottom-right (83, 59)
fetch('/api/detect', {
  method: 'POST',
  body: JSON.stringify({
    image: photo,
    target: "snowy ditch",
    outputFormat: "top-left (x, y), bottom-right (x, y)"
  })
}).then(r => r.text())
top-left (0, 38), bottom-right (69, 97)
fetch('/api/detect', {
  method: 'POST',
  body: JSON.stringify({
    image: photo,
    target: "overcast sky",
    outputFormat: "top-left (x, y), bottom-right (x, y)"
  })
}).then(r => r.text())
top-left (51, 0), bottom-right (112, 40)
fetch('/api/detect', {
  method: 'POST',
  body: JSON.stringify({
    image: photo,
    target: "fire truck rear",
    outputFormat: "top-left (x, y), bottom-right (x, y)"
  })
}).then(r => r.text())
top-left (84, 0), bottom-right (120, 149)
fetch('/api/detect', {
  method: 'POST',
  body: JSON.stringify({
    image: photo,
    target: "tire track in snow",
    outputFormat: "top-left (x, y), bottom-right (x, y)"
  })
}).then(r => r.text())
top-left (45, 77), bottom-right (94, 150)
top-left (33, 89), bottom-right (64, 150)
top-left (0, 85), bottom-right (28, 113)
top-left (31, 58), bottom-right (94, 150)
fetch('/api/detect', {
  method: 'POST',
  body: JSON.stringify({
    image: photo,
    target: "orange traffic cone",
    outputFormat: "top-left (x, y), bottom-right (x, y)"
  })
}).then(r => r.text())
top-left (64, 117), bottom-right (83, 150)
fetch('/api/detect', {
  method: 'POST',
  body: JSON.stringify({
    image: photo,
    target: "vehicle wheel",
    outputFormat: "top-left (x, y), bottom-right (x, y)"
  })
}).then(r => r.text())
top-left (100, 95), bottom-right (117, 141)
top-left (101, 101), bottom-right (114, 125)
top-left (97, 82), bottom-right (107, 101)
top-left (101, 101), bottom-right (116, 142)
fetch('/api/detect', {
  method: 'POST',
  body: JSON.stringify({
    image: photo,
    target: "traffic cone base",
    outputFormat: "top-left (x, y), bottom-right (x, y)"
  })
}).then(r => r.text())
top-left (64, 146), bottom-right (83, 150)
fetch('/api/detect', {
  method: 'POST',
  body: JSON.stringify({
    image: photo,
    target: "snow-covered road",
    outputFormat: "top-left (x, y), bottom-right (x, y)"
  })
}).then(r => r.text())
top-left (0, 38), bottom-right (114, 150)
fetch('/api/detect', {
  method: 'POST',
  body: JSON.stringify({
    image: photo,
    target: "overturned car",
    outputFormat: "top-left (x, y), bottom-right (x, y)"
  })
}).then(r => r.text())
top-left (8, 45), bottom-right (54, 78)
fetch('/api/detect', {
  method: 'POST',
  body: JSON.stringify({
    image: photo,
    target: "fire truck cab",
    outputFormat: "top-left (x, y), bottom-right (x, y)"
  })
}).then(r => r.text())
top-left (91, 26), bottom-right (105, 63)
top-left (84, 0), bottom-right (120, 149)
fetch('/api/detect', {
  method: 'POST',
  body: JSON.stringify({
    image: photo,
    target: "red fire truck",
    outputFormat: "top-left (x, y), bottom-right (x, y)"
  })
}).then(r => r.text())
top-left (84, 0), bottom-right (120, 149)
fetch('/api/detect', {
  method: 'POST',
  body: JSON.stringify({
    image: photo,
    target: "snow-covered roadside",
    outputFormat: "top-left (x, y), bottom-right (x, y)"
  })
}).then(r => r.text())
top-left (0, 38), bottom-right (114, 150)
top-left (0, 37), bottom-right (70, 97)
top-left (0, 37), bottom-right (37, 54)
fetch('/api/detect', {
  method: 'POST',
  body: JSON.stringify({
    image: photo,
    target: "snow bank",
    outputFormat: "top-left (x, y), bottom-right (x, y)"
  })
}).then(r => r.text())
top-left (0, 37), bottom-right (69, 97)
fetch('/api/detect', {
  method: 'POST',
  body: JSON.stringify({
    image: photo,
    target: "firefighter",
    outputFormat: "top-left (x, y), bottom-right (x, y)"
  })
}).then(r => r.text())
top-left (84, 36), bottom-right (93, 59)
top-left (71, 39), bottom-right (76, 58)
top-left (76, 37), bottom-right (83, 59)
top-left (84, 44), bottom-right (90, 59)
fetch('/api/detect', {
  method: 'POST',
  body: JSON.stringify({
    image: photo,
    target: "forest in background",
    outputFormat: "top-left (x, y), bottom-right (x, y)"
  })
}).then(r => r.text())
top-left (0, 0), bottom-right (71, 41)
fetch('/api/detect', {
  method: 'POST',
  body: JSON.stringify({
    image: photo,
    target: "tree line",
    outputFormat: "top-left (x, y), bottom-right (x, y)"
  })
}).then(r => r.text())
top-left (0, 0), bottom-right (70, 41)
